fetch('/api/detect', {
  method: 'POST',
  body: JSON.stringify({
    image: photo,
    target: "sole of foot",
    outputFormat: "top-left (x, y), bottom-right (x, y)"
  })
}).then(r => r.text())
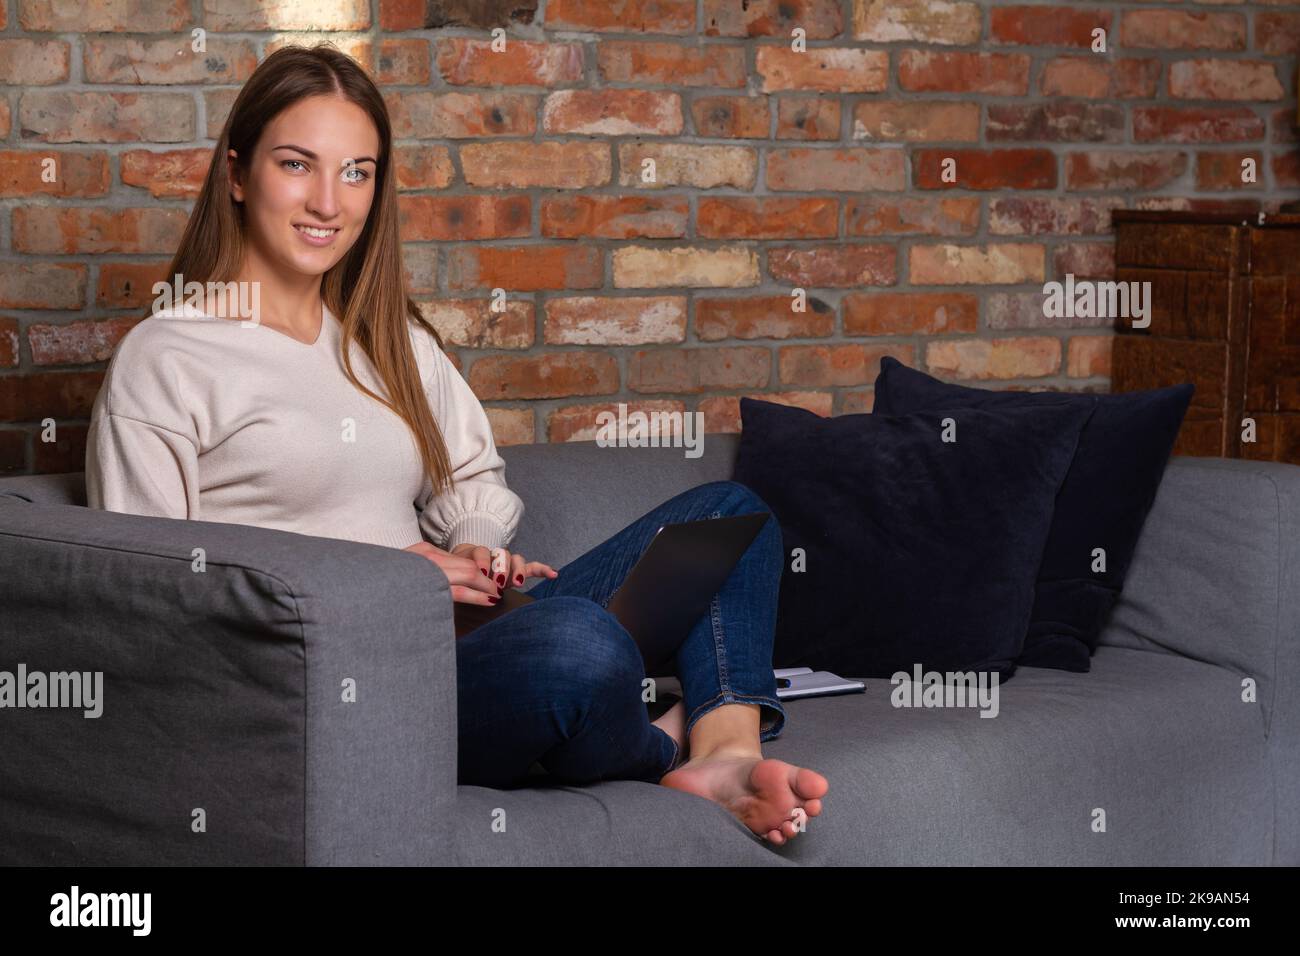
top-left (660, 754), bottom-right (828, 845)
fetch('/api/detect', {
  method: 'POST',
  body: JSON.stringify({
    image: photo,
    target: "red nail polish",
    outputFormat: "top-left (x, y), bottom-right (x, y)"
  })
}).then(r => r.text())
top-left (488, 595), bottom-right (500, 604)
top-left (481, 568), bottom-right (488, 577)
top-left (497, 574), bottom-right (505, 585)
top-left (515, 574), bottom-right (523, 583)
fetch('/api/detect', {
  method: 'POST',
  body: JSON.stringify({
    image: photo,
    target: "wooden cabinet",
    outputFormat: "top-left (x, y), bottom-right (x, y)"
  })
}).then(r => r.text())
top-left (1112, 210), bottom-right (1300, 465)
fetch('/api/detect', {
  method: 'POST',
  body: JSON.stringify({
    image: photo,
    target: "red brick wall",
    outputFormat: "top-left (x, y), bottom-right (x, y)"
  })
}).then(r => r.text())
top-left (1, 0), bottom-right (1298, 474)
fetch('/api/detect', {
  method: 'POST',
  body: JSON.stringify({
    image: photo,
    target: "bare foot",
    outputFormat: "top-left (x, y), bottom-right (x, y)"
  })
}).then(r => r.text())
top-left (659, 750), bottom-right (829, 845)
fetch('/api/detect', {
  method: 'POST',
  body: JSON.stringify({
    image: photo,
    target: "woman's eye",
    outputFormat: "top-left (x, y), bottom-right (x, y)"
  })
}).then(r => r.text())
top-left (342, 166), bottom-right (369, 183)
top-left (280, 159), bottom-right (306, 172)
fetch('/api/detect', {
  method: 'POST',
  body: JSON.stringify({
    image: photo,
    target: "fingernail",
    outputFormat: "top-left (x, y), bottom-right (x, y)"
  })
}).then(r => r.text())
top-left (481, 568), bottom-right (488, 577)
top-left (488, 595), bottom-right (500, 604)
top-left (497, 574), bottom-right (505, 586)
top-left (515, 574), bottom-right (523, 584)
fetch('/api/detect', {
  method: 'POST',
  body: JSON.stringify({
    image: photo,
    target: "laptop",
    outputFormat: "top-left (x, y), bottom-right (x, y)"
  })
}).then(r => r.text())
top-left (453, 511), bottom-right (771, 674)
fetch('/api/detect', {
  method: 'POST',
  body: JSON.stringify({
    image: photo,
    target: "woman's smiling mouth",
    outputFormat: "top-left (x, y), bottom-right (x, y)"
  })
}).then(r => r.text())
top-left (293, 223), bottom-right (340, 245)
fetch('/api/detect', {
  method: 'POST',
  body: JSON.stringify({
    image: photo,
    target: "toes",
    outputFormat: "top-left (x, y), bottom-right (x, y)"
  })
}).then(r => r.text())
top-left (765, 828), bottom-right (786, 845)
top-left (793, 767), bottom-right (830, 800)
top-left (803, 797), bottom-right (823, 818)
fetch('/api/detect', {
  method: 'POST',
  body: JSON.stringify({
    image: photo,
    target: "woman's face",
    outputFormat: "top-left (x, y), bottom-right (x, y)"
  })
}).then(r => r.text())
top-left (228, 93), bottom-right (380, 280)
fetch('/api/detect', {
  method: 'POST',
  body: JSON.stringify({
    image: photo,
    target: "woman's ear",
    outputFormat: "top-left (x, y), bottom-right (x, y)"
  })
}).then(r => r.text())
top-left (227, 148), bottom-right (244, 202)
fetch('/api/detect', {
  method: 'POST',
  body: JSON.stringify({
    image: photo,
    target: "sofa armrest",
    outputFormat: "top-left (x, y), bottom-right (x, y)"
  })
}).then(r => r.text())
top-left (1100, 456), bottom-right (1300, 863)
top-left (0, 500), bottom-right (457, 865)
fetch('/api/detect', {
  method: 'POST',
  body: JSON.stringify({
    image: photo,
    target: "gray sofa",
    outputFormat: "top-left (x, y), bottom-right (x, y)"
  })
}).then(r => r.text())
top-left (1, 434), bottom-right (1296, 866)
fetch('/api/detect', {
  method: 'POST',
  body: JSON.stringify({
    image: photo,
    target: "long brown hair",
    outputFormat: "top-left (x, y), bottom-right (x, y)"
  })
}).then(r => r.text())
top-left (155, 44), bottom-right (455, 498)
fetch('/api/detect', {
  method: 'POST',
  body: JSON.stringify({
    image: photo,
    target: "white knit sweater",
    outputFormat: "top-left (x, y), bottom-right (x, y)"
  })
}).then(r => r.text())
top-left (85, 302), bottom-right (523, 552)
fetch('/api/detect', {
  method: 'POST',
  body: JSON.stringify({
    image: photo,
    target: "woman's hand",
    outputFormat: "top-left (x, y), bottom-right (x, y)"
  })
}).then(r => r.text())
top-left (450, 542), bottom-right (559, 593)
top-left (402, 540), bottom-right (507, 606)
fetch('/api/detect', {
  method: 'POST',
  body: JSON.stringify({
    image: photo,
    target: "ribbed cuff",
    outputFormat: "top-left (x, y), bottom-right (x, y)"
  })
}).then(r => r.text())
top-left (445, 512), bottom-right (510, 553)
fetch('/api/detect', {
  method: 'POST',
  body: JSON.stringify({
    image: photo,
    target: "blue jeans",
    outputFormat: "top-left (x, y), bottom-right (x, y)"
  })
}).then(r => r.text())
top-left (455, 480), bottom-right (787, 788)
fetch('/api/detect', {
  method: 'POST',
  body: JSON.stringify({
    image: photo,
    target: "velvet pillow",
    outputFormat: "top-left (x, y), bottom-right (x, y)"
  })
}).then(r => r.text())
top-left (872, 357), bottom-right (1194, 671)
top-left (733, 396), bottom-right (1094, 680)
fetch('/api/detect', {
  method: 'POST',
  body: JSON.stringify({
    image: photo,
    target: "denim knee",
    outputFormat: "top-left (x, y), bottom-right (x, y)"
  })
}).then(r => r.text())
top-left (524, 596), bottom-right (645, 701)
top-left (696, 479), bottom-right (771, 517)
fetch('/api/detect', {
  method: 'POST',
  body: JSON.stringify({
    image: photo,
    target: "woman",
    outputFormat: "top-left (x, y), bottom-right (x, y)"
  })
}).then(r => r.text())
top-left (85, 45), bottom-right (828, 845)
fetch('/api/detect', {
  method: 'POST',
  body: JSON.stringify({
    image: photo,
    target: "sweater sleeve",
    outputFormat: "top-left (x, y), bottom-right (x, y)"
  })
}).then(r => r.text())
top-left (414, 335), bottom-right (523, 552)
top-left (85, 410), bottom-right (200, 519)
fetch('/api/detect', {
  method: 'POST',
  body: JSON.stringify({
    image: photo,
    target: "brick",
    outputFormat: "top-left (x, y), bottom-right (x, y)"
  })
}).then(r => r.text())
top-left (18, 0), bottom-right (189, 31)
top-left (437, 38), bottom-right (583, 86)
top-left (703, 0), bottom-right (843, 38)
top-left (545, 0), bottom-right (695, 34)
top-left (97, 261), bottom-right (170, 309)
top-left (926, 338), bottom-right (1061, 380)
top-left (13, 207), bottom-right (187, 255)
top-left (846, 197), bottom-right (980, 236)
top-left (778, 344), bottom-right (912, 387)
top-left (376, 39), bottom-right (431, 86)
top-left (613, 246), bottom-right (759, 288)
top-left (462, 141), bottom-right (610, 188)
top-left (487, 406), bottom-right (535, 446)
top-left (19, 92), bottom-right (195, 143)
top-left (404, 247), bottom-right (437, 294)
top-left (697, 197), bottom-right (838, 239)
top-left (776, 98), bottom-right (841, 141)
top-left (204, 89), bottom-right (238, 139)
top-left (598, 41), bottom-right (745, 87)
top-left (0, 150), bottom-right (110, 198)
top-left (541, 195), bottom-right (688, 239)
top-left (701, 391), bottom-right (834, 432)
top-left (695, 295), bottom-right (835, 341)
top-left (0, 263), bottom-right (86, 310)
top-left (28, 317), bottom-right (136, 366)
top-left (83, 37), bottom-right (256, 84)
top-left (380, 0), bottom-right (538, 30)
top-left (1169, 60), bottom-right (1284, 102)
top-left (545, 296), bottom-right (687, 345)
top-left (618, 143), bottom-right (757, 189)
top-left (202, 0), bottom-right (369, 30)
top-left (543, 90), bottom-right (683, 136)
top-left (0, 100), bottom-right (9, 139)
top-left (756, 48), bottom-right (887, 93)
top-left (1040, 57), bottom-right (1160, 99)
top-left (843, 293), bottom-right (978, 336)
top-left (913, 149), bottom-right (1057, 190)
top-left (416, 299), bottom-right (534, 349)
top-left (469, 352), bottom-right (619, 400)
top-left (990, 6), bottom-right (1111, 48)
top-left (628, 347), bottom-right (770, 393)
top-left (394, 145), bottom-right (455, 190)
top-left (987, 102), bottom-right (1125, 143)
top-left (767, 147), bottom-right (905, 191)
top-left (1120, 11), bottom-right (1246, 51)
top-left (1258, 14), bottom-right (1300, 56)
top-left (1133, 107), bottom-right (1265, 143)
top-left (1, 318), bottom-right (18, 367)
top-left (1053, 243), bottom-right (1114, 281)
top-left (767, 245), bottom-right (896, 287)
top-left (1276, 153), bottom-right (1300, 190)
top-left (384, 91), bottom-right (537, 139)
top-left (853, 0), bottom-right (981, 45)
top-left (1195, 152), bottom-right (1264, 191)
top-left (263, 35), bottom-right (372, 69)
top-left (986, 292), bottom-right (1063, 330)
top-left (840, 391), bottom-right (875, 415)
top-left (897, 51), bottom-right (1030, 95)
top-left (398, 195), bottom-right (531, 242)
top-left (0, 370), bottom-right (103, 422)
top-left (910, 244), bottom-right (1045, 285)
top-left (852, 101), bottom-right (979, 142)
top-left (120, 148), bottom-right (211, 199)
top-left (0, 40), bottom-right (69, 85)
top-left (692, 96), bottom-right (770, 138)
top-left (1065, 151), bottom-right (1188, 191)
top-left (446, 245), bottom-right (603, 292)
top-left (1067, 337), bottom-right (1111, 378)
top-left (548, 399), bottom-right (691, 444)
top-left (988, 197), bottom-right (1125, 236)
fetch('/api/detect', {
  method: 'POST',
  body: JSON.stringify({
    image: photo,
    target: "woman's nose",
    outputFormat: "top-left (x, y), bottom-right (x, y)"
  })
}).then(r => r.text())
top-left (306, 172), bottom-right (340, 219)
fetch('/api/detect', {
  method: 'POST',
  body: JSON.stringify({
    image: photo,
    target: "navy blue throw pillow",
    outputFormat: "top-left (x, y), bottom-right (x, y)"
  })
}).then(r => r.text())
top-left (734, 396), bottom-right (1095, 681)
top-left (872, 356), bottom-right (1194, 672)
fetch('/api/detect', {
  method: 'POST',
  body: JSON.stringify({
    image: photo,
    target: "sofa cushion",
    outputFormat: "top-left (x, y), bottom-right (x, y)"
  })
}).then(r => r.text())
top-left (873, 357), bottom-right (1193, 672)
top-left (733, 395), bottom-right (1093, 679)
